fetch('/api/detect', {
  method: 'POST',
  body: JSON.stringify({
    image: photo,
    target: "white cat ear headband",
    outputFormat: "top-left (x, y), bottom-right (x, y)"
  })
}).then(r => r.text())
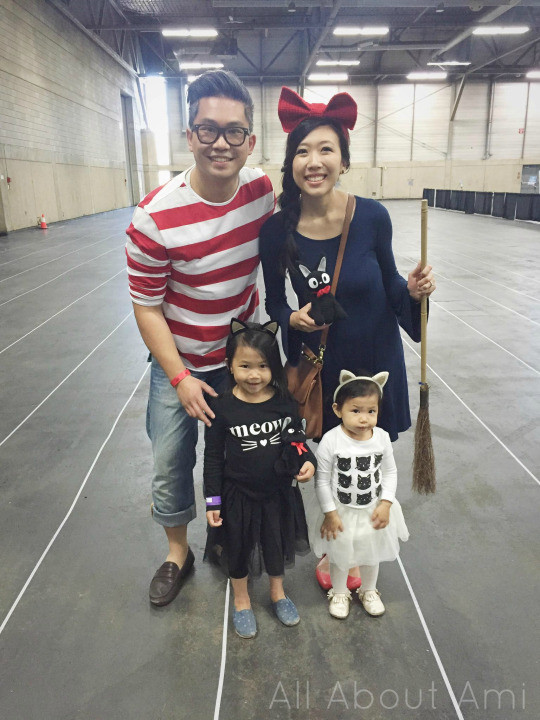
top-left (333, 370), bottom-right (389, 402)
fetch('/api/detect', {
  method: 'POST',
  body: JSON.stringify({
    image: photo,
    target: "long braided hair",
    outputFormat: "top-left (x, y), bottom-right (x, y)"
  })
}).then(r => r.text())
top-left (277, 116), bottom-right (351, 276)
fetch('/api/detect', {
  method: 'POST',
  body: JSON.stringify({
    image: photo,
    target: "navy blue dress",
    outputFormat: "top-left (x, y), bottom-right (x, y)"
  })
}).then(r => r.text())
top-left (259, 196), bottom-right (422, 441)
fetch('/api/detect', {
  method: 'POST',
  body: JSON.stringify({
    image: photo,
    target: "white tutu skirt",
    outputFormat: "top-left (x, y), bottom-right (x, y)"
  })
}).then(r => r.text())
top-left (307, 494), bottom-right (409, 572)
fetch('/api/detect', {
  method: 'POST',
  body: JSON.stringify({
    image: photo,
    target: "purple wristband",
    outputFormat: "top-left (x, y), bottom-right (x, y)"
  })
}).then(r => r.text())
top-left (206, 496), bottom-right (221, 507)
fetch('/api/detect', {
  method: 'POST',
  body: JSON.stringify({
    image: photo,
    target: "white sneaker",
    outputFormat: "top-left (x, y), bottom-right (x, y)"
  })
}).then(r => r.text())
top-left (357, 588), bottom-right (385, 616)
top-left (327, 588), bottom-right (352, 619)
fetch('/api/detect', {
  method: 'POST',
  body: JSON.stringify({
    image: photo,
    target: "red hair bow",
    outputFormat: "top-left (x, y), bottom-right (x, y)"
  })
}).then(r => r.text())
top-left (278, 86), bottom-right (357, 135)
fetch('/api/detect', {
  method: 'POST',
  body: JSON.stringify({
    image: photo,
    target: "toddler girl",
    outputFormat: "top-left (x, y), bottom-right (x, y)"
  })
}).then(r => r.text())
top-left (308, 370), bottom-right (408, 619)
top-left (204, 318), bottom-right (316, 638)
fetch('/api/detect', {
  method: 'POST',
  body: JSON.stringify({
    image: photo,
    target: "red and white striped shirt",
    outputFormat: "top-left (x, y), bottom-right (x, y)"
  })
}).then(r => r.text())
top-left (126, 166), bottom-right (275, 371)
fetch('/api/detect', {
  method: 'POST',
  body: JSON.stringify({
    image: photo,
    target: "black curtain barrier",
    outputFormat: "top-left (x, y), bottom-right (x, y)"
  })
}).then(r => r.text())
top-left (531, 195), bottom-right (540, 222)
top-left (464, 191), bottom-right (475, 214)
top-left (474, 192), bottom-right (492, 215)
top-left (450, 190), bottom-right (465, 211)
top-left (422, 188), bottom-right (435, 206)
top-left (444, 189), bottom-right (452, 209)
top-left (515, 195), bottom-right (532, 220)
top-left (492, 193), bottom-right (505, 217)
top-left (503, 193), bottom-right (520, 220)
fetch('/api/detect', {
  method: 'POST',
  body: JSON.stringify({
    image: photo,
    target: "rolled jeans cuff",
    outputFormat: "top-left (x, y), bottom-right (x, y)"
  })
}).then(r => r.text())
top-left (152, 502), bottom-right (197, 528)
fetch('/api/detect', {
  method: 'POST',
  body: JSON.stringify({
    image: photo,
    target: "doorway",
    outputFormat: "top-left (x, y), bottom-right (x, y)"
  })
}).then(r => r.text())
top-left (521, 164), bottom-right (540, 194)
top-left (121, 94), bottom-right (137, 206)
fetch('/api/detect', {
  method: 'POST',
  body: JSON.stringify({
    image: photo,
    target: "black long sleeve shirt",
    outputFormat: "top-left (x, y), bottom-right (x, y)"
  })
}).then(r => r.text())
top-left (204, 391), bottom-right (306, 507)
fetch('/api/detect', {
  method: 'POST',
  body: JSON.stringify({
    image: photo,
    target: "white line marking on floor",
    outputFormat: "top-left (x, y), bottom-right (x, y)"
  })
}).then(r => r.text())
top-left (0, 269), bottom-right (125, 356)
top-left (0, 245), bottom-right (125, 307)
top-left (0, 233), bottom-right (123, 282)
top-left (0, 312), bottom-right (133, 448)
top-left (0, 235), bottom-right (100, 267)
top-left (0, 363), bottom-right (150, 638)
top-left (397, 557), bottom-right (465, 720)
top-left (423, 246), bottom-right (540, 286)
top-left (406, 268), bottom-right (540, 327)
top-left (430, 302), bottom-right (540, 376)
top-left (397, 250), bottom-right (540, 301)
top-left (213, 579), bottom-right (231, 720)
top-left (403, 339), bottom-right (540, 486)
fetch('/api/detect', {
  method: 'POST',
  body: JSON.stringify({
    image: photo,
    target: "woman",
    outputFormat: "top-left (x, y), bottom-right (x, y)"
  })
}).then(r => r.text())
top-left (259, 87), bottom-right (436, 589)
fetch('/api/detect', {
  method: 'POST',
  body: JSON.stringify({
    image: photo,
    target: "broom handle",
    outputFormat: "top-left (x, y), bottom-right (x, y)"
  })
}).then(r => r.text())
top-left (420, 199), bottom-right (428, 385)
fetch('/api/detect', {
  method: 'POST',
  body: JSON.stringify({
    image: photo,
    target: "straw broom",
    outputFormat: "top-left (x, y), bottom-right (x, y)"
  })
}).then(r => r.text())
top-left (412, 199), bottom-right (436, 494)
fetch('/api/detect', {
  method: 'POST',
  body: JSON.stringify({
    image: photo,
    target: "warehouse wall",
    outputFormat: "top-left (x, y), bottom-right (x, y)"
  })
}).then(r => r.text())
top-left (0, 0), bottom-right (146, 231)
top-left (165, 79), bottom-right (539, 201)
top-left (1, 0), bottom-right (539, 233)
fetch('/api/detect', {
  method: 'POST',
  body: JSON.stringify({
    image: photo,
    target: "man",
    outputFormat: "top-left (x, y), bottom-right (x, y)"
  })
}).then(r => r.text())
top-left (126, 70), bottom-right (274, 606)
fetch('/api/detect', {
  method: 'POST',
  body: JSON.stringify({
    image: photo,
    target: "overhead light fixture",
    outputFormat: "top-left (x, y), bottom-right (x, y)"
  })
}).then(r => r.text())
top-left (526, 70), bottom-right (540, 79)
top-left (472, 26), bottom-right (529, 35)
top-left (179, 62), bottom-right (224, 70)
top-left (427, 60), bottom-right (471, 66)
top-left (333, 26), bottom-right (389, 36)
top-left (316, 59), bottom-right (360, 67)
top-left (162, 28), bottom-right (218, 38)
top-left (407, 71), bottom-right (447, 80)
top-left (307, 72), bottom-right (349, 82)
top-left (288, 1), bottom-right (296, 12)
top-left (435, 3), bottom-right (444, 12)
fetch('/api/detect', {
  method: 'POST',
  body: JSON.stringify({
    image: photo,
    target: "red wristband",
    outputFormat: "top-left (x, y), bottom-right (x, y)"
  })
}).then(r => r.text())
top-left (170, 368), bottom-right (191, 388)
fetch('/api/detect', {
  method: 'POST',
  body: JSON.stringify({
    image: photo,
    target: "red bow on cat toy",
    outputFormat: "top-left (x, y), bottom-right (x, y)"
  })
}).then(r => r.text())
top-left (278, 86), bottom-right (357, 135)
top-left (291, 442), bottom-right (308, 456)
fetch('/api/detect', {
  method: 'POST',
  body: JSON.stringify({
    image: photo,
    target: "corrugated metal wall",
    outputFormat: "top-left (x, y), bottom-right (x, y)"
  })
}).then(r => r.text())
top-left (164, 78), bottom-right (540, 198)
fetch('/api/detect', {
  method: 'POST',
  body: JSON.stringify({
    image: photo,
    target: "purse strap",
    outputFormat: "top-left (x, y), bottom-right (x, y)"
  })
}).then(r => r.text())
top-left (318, 193), bottom-right (355, 356)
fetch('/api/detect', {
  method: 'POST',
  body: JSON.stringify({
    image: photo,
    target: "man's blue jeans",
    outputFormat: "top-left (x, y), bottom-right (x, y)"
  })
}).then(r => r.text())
top-left (146, 357), bottom-right (229, 527)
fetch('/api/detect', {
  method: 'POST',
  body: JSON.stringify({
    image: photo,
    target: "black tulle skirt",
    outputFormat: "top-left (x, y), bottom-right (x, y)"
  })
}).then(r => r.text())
top-left (204, 480), bottom-right (310, 579)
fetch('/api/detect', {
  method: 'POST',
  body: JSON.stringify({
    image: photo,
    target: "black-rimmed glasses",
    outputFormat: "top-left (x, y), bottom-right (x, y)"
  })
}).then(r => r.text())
top-left (192, 124), bottom-right (250, 146)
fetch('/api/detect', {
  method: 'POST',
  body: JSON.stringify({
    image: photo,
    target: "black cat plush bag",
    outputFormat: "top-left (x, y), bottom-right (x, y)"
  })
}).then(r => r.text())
top-left (275, 417), bottom-right (317, 478)
top-left (297, 256), bottom-right (347, 326)
top-left (285, 194), bottom-right (354, 439)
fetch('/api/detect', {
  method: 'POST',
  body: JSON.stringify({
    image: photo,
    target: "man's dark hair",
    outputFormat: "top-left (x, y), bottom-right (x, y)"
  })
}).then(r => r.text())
top-left (186, 70), bottom-right (254, 132)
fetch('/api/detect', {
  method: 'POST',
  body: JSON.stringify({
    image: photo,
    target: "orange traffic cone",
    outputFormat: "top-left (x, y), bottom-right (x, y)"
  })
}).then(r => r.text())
top-left (40, 214), bottom-right (48, 229)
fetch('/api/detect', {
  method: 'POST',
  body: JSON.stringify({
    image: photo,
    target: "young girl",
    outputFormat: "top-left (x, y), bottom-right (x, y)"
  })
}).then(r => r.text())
top-left (204, 318), bottom-right (316, 638)
top-left (308, 369), bottom-right (409, 620)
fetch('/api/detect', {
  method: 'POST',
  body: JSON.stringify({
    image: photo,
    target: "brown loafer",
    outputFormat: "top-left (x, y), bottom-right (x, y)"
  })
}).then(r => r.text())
top-left (149, 548), bottom-right (195, 606)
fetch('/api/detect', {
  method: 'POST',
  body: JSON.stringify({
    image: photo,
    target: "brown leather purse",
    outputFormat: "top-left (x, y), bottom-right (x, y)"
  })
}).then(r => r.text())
top-left (285, 194), bottom-right (355, 439)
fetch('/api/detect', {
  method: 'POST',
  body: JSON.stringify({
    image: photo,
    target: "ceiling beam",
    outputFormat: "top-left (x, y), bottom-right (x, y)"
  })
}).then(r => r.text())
top-left (212, 0), bottom-right (537, 6)
top-left (45, 0), bottom-right (137, 75)
top-left (321, 42), bottom-right (445, 51)
top-left (464, 34), bottom-right (540, 75)
top-left (264, 31), bottom-right (301, 73)
top-left (431, 0), bottom-right (523, 58)
top-left (301, 0), bottom-right (344, 77)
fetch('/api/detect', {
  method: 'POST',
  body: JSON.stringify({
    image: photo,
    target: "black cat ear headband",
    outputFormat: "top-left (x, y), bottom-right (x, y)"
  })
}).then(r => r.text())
top-left (230, 318), bottom-right (279, 338)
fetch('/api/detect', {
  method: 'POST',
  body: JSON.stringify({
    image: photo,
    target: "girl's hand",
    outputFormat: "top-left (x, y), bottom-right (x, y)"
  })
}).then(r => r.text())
top-left (176, 375), bottom-right (217, 427)
top-left (371, 501), bottom-right (391, 529)
top-left (407, 262), bottom-right (436, 302)
top-left (289, 304), bottom-right (330, 333)
top-left (296, 461), bottom-right (315, 482)
top-left (206, 510), bottom-right (222, 527)
top-left (320, 510), bottom-right (344, 540)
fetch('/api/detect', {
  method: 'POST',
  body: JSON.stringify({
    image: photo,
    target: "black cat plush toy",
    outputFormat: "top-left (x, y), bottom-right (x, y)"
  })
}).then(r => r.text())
top-left (275, 417), bottom-right (317, 479)
top-left (298, 256), bottom-right (347, 326)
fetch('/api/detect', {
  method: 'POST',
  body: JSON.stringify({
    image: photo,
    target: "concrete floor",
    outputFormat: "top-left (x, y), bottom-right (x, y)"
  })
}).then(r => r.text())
top-left (0, 202), bottom-right (538, 720)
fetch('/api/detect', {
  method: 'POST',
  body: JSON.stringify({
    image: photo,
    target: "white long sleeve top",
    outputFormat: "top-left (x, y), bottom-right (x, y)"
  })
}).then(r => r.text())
top-left (314, 425), bottom-right (398, 513)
